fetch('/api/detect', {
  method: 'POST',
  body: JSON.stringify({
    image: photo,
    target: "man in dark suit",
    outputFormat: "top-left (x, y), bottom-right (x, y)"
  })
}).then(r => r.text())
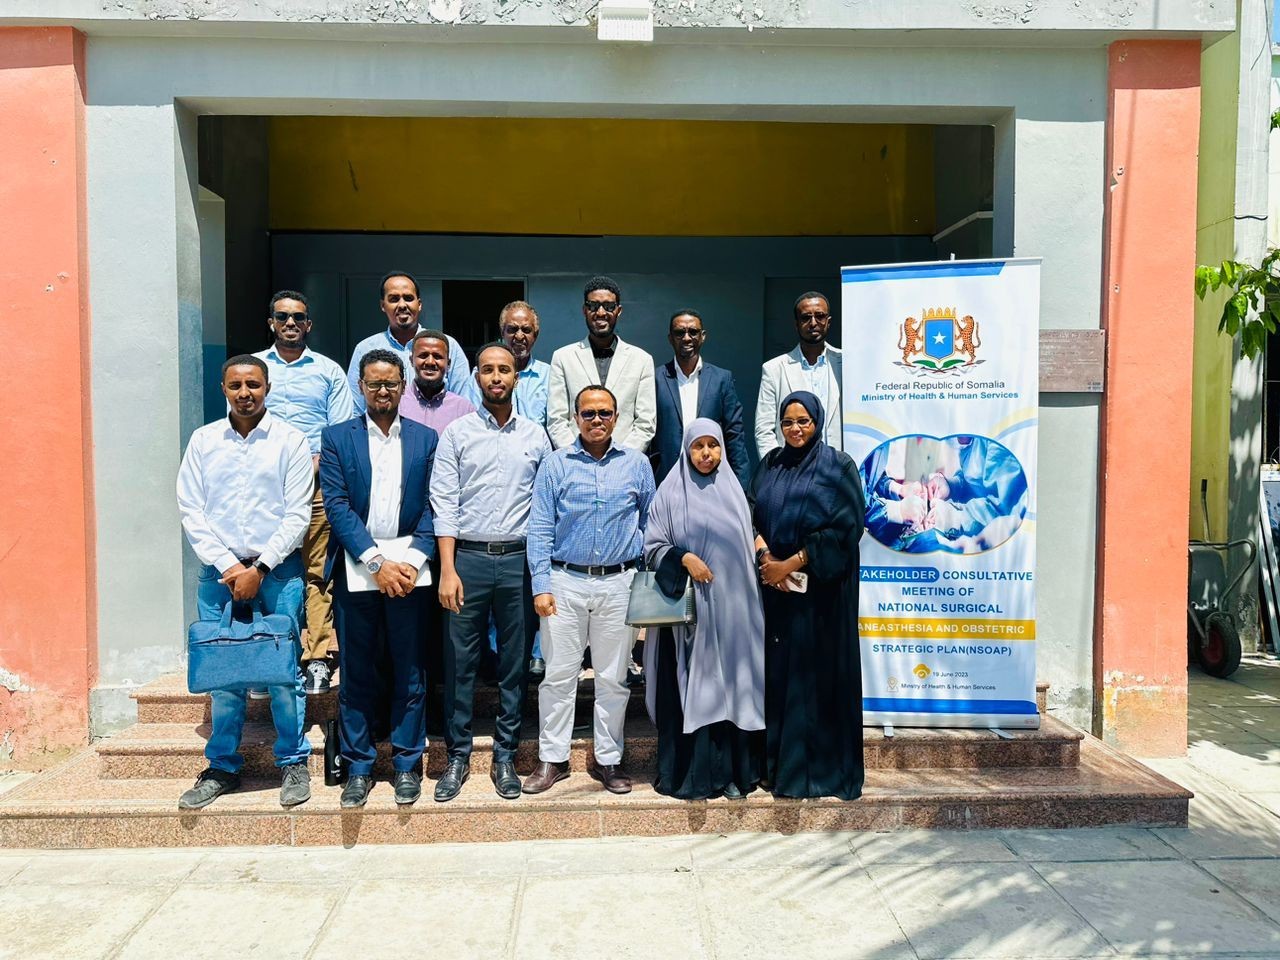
top-left (320, 348), bottom-right (437, 808)
top-left (653, 309), bottom-right (752, 488)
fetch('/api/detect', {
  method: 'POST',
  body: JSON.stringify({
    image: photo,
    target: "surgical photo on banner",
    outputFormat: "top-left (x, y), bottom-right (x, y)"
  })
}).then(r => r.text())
top-left (842, 259), bottom-right (1041, 730)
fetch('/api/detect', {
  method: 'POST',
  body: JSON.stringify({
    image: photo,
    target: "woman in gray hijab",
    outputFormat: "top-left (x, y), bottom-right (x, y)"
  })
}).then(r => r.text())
top-left (642, 418), bottom-right (765, 799)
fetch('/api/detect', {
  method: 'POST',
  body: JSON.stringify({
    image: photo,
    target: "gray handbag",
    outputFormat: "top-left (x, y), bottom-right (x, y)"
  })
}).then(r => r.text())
top-left (625, 571), bottom-right (697, 627)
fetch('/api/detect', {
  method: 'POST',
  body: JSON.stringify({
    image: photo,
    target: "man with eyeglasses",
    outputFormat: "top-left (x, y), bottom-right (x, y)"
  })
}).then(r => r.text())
top-left (653, 308), bottom-right (751, 488)
top-left (755, 291), bottom-right (844, 457)
top-left (321, 349), bottom-right (437, 808)
top-left (253, 290), bottom-right (354, 695)
top-left (462, 301), bottom-right (551, 426)
top-left (523, 385), bottom-right (655, 796)
top-left (546, 277), bottom-right (656, 452)
top-left (346, 271), bottom-right (471, 415)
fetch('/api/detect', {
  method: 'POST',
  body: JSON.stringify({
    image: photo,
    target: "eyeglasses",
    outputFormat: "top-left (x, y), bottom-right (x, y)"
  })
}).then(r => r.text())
top-left (671, 329), bottom-right (704, 340)
top-left (362, 380), bottom-right (404, 393)
top-left (272, 311), bottom-right (309, 323)
top-left (798, 312), bottom-right (830, 323)
top-left (502, 324), bottom-right (537, 337)
top-left (584, 301), bottom-right (620, 314)
top-left (578, 408), bottom-right (616, 421)
top-left (780, 417), bottom-right (814, 429)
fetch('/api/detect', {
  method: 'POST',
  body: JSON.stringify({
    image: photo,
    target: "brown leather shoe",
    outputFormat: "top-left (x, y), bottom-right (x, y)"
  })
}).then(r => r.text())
top-left (521, 760), bottom-right (570, 795)
top-left (587, 760), bottom-right (632, 794)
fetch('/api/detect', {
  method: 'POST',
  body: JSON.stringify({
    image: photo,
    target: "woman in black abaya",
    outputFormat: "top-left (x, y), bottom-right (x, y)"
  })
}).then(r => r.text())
top-left (749, 390), bottom-right (866, 800)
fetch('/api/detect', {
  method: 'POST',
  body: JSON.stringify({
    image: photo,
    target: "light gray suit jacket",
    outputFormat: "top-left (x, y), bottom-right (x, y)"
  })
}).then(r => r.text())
top-left (754, 344), bottom-right (844, 458)
top-left (547, 336), bottom-right (657, 451)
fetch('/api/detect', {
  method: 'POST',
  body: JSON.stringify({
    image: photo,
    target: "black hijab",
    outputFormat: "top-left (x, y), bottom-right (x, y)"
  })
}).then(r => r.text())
top-left (754, 390), bottom-right (846, 552)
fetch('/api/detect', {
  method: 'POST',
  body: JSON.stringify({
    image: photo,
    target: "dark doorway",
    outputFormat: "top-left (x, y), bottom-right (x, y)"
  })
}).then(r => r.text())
top-left (442, 279), bottom-right (526, 365)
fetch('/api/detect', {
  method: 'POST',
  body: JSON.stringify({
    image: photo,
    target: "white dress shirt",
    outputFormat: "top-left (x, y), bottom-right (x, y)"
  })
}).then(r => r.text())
top-left (675, 357), bottom-right (702, 427)
top-left (800, 346), bottom-right (834, 402)
top-left (430, 408), bottom-right (553, 541)
top-left (362, 415), bottom-right (427, 570)
top-left (176, 411), bottom-right (313, 574)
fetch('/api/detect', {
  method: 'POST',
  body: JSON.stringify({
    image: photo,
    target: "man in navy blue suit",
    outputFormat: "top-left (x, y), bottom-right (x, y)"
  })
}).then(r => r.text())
top-left (653, 309), bottom-right (751, 488)
top-left (320, 348), bottom-right (437, 808)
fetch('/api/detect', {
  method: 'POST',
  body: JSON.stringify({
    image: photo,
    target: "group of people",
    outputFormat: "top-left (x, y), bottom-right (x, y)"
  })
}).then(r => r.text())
top-left (175, 271), bottom-right (866, 811)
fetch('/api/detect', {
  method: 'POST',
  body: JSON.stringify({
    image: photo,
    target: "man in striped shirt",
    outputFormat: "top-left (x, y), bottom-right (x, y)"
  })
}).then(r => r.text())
top-left (524, 384), bottom-right (655, 796)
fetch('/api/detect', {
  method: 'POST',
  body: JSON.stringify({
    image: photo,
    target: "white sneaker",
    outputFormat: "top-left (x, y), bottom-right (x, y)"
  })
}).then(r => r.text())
top-left (247, 688), bottom-right (270, 700)
top-left (303, 660), bottom-right (332, 696)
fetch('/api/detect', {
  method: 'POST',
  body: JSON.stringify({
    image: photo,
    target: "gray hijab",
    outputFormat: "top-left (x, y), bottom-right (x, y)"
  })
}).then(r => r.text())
top-left (643, 418), bottom-right (765, 733)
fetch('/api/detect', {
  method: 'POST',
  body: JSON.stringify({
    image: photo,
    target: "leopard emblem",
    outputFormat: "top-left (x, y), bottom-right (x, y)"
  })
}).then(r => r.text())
top-left (897, 316), bottom-right (923, 364)
top-left (956, 314), bottom-right (981, 364)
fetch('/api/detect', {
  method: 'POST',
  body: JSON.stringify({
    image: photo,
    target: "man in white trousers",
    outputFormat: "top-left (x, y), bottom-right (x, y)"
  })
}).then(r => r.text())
top-left (523, 385), bottom-right (655, 795)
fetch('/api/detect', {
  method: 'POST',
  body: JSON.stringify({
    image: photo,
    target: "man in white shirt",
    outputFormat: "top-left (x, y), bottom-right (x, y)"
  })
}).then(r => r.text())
top-left (755, 292), bottom-right (845, 457)
top-left (320, 349), bottom-right (438, 808)
top-left (431, 342), bottom-right (553, 801)
top-left (175, 355), bottom-right (314, 810)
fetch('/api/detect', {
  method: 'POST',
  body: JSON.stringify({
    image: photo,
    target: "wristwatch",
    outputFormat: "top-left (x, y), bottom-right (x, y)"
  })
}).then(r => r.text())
top-left (253, 561), bottom-right (270, 576)
top-left (366, 555), bottom-right (386, 574)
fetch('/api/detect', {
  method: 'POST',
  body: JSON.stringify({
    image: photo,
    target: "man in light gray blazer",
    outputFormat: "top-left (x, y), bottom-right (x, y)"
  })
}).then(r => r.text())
top-left (755, 291), bottom-right (844, 458)
top-left (547, 276), bottom-right (657, 451)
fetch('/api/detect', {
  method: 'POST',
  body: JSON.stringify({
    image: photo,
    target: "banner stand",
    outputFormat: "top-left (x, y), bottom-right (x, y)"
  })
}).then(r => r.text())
top-left (842, 258), bottom-right (1041, 730)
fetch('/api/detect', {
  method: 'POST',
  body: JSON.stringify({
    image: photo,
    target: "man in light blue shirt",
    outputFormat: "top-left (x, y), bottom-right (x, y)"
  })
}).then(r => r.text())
top-left (524, 384), bottom-right (655, 797)
top-left (462, 300), bottom-right (550, 426)
top-left (431, 342), bottom-right (553, 801)
top-left (347, 271), bottom-right (471, 414)
top-left (254, 290), bottom-right (354, 695)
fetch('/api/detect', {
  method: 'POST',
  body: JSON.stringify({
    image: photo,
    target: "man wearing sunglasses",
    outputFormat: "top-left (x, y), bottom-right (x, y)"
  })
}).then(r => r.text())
top-left (254, 290), bottom-right (354, 696)
top-left (755, 291), bottom-right (844, 457)
top-left (524, 385), bottom-right (655, 796)
top-left (653, 308), bottom-right (751, 488)
top-left (546, 276), bottom-right (656, 452)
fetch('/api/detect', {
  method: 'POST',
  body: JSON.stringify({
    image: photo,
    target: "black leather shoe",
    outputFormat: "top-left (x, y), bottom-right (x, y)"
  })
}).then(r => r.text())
top-left (722, 782), bottom-right (745, 800)
top-left (340, 775), bottom-right (373, 809)
top-left (434, 758), bottom-right (469, 802)
top-left (490, 760), bottom-right (521, 800)
top-left (392, 770), bottom-right (421, 805)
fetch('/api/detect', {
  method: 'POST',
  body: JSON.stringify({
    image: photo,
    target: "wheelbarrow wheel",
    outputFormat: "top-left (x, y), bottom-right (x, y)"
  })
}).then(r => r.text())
top-left (1196, 611), bottom-right (1242, 678)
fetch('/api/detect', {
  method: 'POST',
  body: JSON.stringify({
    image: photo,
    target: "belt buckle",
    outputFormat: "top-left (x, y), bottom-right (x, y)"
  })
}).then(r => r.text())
top-left (485, 542), bottom-right (502, 555)
top-left (591, 564), bottom-right (608, 577)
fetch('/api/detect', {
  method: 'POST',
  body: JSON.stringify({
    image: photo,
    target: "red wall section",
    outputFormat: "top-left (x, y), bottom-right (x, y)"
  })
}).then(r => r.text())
top-left (1095, 40), bottom-right (1201, 756)
top-left (0, 27), bottom-right (95, 765)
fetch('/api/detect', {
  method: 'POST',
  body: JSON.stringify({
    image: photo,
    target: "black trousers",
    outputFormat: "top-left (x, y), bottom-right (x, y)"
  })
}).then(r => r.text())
top-left (444, 548), bottom-right (531, 763)
top-left (334, 567), bottom-right (427, 777)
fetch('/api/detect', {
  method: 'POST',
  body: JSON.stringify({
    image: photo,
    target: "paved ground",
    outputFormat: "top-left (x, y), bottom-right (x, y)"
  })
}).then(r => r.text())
top-left (1, 658), bottom-right (1278, 960)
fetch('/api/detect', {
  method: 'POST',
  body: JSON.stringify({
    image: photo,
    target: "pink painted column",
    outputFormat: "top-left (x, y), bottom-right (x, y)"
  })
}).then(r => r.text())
top-left (0, 27), bottom-right (95, 764)
top-left (1095, 40), bottom-right (1201, 756)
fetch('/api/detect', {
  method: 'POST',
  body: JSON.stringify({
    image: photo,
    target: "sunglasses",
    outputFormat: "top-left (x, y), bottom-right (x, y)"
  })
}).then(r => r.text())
top-left (780, 417), bottom-right (814, 429)
top-left (578, 408), bottom-right (616, 421)
top-left (272, 311), bottom-right (309, 323)
top-left (798, 312), bottom-right (830, 323)
top-left (362, 380), bottom-right (404, 393)
top-left (584, 301), bottom-right (620, 314)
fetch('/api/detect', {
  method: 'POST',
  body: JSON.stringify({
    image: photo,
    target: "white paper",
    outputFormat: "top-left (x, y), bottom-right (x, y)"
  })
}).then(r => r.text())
top-left (343, 536), bottom-right (433, 592)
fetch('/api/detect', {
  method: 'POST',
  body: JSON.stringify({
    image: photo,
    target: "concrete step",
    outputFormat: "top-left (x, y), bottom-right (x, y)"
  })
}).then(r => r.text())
top-left (94, 715), bottom-right (1083, 781)
top-left (0, 736), bottom-right (1191, 848)
top-left (131, 674), bottom-right (648, 725)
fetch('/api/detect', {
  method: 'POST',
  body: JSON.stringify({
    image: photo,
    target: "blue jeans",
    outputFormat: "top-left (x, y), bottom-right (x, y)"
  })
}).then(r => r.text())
top-left (197, 553), bottom-right (309, 774)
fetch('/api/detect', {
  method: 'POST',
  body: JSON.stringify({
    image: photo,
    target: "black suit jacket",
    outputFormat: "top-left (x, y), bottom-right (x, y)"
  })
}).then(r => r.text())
top-left (653, 359), bottom-right (751, 488)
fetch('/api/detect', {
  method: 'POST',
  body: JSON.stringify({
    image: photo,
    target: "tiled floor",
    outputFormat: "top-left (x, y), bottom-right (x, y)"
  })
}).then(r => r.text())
top-left (1, 658), bottom-right (1278, 960)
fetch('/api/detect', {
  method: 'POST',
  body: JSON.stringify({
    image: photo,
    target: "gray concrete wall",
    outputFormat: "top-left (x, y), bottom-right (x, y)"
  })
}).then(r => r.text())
top-left (1, 0), bottom-right (1233, 35)
top-left (81, 31), bottom-right (1107, 733)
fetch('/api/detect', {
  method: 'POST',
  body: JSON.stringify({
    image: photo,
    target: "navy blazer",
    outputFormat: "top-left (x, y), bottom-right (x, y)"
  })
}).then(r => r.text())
top-left (319, 416), bottom-right (437, 580)
top-left (653, 359), bottom-right (752, 488)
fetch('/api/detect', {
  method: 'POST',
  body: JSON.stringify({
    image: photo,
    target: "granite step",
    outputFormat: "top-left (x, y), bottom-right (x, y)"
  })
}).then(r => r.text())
top-left (131, 674), bottom-right (648, 725)
top-left (94, 715), bottom-right (1083, 781)
top-left (134, 675), bottom-right (1051, 724)
top-left (0, 735), bottom-right (1190, 848)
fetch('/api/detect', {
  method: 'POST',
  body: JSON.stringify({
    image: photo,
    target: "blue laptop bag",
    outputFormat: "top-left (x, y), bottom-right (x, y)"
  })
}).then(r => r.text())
top-left (187, 599), bottom-right (299, 694)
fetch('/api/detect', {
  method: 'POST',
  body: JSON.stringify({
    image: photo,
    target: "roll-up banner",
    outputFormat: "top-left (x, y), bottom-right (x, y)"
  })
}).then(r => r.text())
top-left (842, 258), bottom-right (1041, 729)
